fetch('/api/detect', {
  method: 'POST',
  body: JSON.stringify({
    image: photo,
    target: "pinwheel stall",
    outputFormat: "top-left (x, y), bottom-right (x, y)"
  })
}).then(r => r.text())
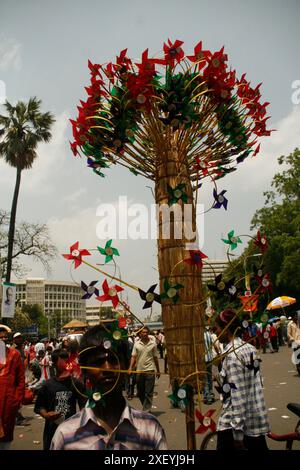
top-left (66, 39), bottom-right (273, 448)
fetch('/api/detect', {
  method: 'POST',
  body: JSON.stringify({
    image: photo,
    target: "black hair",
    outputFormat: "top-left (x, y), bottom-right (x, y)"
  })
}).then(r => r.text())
top-left (79, 324), bottom-right (129, 367)
top-left (215, 308), bottom-right (242, 336)
top-left (51, 348), bottom-right (69, 364)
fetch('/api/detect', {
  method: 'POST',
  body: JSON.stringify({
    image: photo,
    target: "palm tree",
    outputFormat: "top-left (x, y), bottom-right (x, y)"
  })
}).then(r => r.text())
top-left (0, 97), bottom-right (55, 282)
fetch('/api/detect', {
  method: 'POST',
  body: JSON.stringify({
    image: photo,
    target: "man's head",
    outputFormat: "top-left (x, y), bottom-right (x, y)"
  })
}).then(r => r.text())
top-left (13, 332), bottom-right (23, 346)
top-left (214, 308), bottom-right (241, 344)
top-left (139, 326), bottom-right (150, 342)
top-left (0, 325), bottom-right (11, 344)
top-left (79, 325), bottom-right (128, 396)
top-left (51, 348), bottom-right (70, 377)
top-left (5, 287), bottom-right (13, 304)
top-left (38, 350), bottom-right (45, 359)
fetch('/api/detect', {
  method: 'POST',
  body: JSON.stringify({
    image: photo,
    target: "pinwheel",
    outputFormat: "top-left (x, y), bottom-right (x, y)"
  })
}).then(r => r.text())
top-left (160, 279), bottom-right (184, 305)
top-left (168, 384), bottom-right (190, 410)
top-left (215, 378), bottom-right (237, 401)
top-left (62, 241), bottom-right (91, 269)
top-left (138, 284), bottom-right (161, 309)
top-left (167, 183), bottom-right (188, 206)
top-left (195, 408), bottom-right (217, 434)
top-left (102, 321), bottom-right (128, 351)
top-left (207, 274), bottom-right (237, 299)
top-left (97, 240), bottom-right (120, 263)
top-left (221, 230), bottom-right (242, 250)
top-left (212, 189), bottom-right (228, 210)
top-left (257, 273), bottom-right (272, 294)
top-left (163, 39), bottom-right (184, 66)
top-left (184, 250), bottom-right (208, 268)
top-left (96, 279), bottom-right (124, 308)
top-left (81, 280), bottom-right (99, 299)
top-left (245, 352), bottom-right (261, 375)
top-left (86, 388), bottom-right (105, 409)
top-left (254, 230), bottom-right (269, 252)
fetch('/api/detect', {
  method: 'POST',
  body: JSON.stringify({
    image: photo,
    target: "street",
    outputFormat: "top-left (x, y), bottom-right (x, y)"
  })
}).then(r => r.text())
top-left (11, 345), bottom-right (300, 450)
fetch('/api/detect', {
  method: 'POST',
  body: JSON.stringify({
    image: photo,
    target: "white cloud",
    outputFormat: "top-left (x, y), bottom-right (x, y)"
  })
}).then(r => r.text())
top-left (0, 36), bottom-right (22, 71)
top-left (63, 187), bottom-right (87, 203)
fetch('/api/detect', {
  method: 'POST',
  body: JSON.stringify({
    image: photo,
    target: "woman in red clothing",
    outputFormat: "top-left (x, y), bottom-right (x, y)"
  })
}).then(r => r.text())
top-left (0, 325), bottom-right (25, 450)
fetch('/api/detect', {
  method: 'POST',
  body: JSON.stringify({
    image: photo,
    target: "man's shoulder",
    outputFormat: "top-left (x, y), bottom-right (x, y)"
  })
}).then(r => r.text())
top-left (129, 406), bottom-right (164, 428)
top-left (56, 409), bottom-right (83, 432)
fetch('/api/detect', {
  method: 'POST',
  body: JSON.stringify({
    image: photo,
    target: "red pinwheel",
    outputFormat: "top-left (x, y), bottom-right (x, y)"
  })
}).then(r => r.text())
top-left (63, 242), bottom-right (91, 269)
top-left (70, 141), bottom-right (79, 157)
top-left (187, 41), bottom-right (211, 69)
top-left (184, 250), bottom-right (208, 268)
top-left (257, 273), bottom-right (272, 294)
top-left (212, 188), bottom-right (228, 210)
top-left (163, 39), bottom-right (184, 67)
top-left (254, 230), bottom-right (269, 252)
top-left (81, 281), bottom-right (99, 300)
top-left (97, 279), bottom-right (124, 308)
top-left (195, 408), bottom-right (217, 434)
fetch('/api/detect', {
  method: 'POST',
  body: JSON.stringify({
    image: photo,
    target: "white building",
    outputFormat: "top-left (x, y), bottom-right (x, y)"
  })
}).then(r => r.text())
top-left (14, 278), bottom-right (86, 321)
top-left (202, 259), bottom-right (229, 283)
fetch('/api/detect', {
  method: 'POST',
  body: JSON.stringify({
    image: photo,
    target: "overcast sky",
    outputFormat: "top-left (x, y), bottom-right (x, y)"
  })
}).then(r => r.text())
top-left (0, 0), bottom-right (299, 318)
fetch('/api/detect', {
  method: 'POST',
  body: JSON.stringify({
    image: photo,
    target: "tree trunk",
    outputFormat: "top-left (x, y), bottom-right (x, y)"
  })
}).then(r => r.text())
top-left (155, 143), bottom-right (205, 449)
top-left (6, 167), bottom-right (22, 283)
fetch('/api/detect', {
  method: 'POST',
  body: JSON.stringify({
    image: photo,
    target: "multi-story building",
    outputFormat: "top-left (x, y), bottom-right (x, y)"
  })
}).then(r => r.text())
top-left (86, 304), bottom-right (117, 326)
top-left (201, 259), bottom-right (229, 284)
top-left (14, 278), bottom-right (86, 321)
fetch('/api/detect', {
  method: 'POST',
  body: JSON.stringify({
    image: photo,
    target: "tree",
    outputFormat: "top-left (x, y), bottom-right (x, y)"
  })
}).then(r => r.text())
top-left (0, 98), bottom-right (55, 283)
top-left (216, 148), bottom-right (300, 314)
top-left (0, 209), bottom-right (58, 279)
top-left (251, 148), bottom-right (300, 299)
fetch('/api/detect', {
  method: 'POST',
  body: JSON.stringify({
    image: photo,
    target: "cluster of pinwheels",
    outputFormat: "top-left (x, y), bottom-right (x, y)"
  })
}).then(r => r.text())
top-left (70, 39), bottom-right (272, 217)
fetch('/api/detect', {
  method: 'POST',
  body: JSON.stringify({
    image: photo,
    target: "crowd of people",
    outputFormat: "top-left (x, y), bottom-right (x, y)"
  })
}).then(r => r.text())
top-left (0, 311), bottom-right (299, 451)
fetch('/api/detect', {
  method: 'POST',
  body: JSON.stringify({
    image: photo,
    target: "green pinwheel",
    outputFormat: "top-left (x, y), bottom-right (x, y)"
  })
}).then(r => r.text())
top-left (86, 388), bottom-right (105, 408)
top-left (168, 384), bottom-right (191, 410)
top-left (102, 321), bottom-right (128, 352)
top-left (221, 230), bottom-right (242, 250)
top-left (160, 279), bottom-right (184, 304)
top-left (167, 183), bottom-right (188, 206)
top-left (97, 239), bottom-right (120, 263)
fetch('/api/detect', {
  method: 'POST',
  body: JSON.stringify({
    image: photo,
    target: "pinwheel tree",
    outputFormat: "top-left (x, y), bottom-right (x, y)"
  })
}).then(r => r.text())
top-left (71, 39), bottom-right (272, 448)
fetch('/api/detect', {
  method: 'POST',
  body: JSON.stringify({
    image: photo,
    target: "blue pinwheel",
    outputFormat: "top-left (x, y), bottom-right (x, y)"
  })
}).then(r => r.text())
top-left (212, 188), bottom-right (228, 210)
top-left (81, 280), bottom-right (99, 299)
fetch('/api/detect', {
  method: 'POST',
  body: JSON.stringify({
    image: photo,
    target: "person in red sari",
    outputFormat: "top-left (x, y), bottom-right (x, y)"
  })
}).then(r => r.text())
top-left (0, 325), bottom-right (25, 450)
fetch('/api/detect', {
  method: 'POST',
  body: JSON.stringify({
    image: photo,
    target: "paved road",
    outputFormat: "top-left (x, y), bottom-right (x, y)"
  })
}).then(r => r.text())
top-left (11, 345), bottom-right (300, 450)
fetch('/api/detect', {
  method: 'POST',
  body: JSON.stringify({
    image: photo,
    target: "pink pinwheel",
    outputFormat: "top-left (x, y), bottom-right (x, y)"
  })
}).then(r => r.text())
top-left (62, 242), bottom-right (91, 269)
top-left (184, 250), bottom-right (208, 268)
top-left (97, 279), bottom-right (124, 308)
top-left (195, 408), bottom-right (217, 434)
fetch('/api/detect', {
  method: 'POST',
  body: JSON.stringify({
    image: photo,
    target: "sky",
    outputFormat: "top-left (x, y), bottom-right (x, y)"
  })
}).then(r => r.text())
top-left (0, 0), bottom-right (299, 318)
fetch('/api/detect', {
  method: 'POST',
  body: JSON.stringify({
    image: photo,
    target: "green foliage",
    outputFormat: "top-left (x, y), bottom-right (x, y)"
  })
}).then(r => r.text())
top-left (251, 148), bottom-right (300, 297)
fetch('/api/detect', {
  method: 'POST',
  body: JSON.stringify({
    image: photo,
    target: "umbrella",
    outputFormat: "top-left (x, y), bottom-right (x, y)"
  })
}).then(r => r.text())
top-left (266, 296), bottom-right (296, 310)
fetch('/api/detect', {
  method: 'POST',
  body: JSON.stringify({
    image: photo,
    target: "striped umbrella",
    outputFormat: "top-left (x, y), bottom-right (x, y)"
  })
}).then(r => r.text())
top-left (266, 296), bottom-right (296, 310)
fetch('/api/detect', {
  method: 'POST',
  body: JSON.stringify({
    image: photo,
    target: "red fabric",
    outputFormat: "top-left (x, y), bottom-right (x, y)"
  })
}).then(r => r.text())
top-left (0, 348), bottom-right (25, 442)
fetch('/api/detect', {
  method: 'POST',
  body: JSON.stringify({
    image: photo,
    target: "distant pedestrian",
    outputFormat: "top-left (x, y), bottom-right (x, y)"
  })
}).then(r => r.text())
top-left (129, 327), bottom-right (160, 412)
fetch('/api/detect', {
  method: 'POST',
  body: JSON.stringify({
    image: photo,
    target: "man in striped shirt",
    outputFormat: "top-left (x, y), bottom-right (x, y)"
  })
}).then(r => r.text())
top-left (214, 309), bottom-right (270, 450)
top-left (50, 325), bottom-right (167, 450)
